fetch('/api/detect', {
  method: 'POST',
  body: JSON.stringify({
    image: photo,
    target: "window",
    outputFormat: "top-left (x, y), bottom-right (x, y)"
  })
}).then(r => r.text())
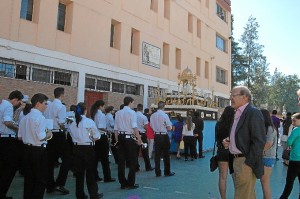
top-left (54, 71), bottom-right (71, 85)
top-left (96, 79), bottom-right (110, 91)
top-left (218, 97), bottom-right (229, 108)
top-left (110, 19), bottom-right (121, 49)
top-left (57, 3), bottom-right (66, 31)
top-left (216, 34), bottom-right (226, 52)
top-left (197, 19), bottom-right (201, 38)
top-left (216, 67), bottom-right (227, 84)
top-left (85, 77), bottom-right (95, 89)
top-left (15, 65), bottom-right (27, 80)
top-left (20, 0), bottom-right (34, 21)
top-left (205, 61), bottom-right (209, 79)
top-left (130, 28), bottom-right (140, 55)
top-left (148, 86), bottom-right (159, 98)
top-left (150, 0), bottom-right (158, 12)
top-left (188, 13), bottom-right (193, 33)
top-left (175, 48), bottom-right (181, 70)
top-left (216, 3), bottom-right (226, 22)
top-left (163, 43), bottom-right (169, 65)
top-left (126, 85), bottom-right (140, 95)
top-left (164, 0), bottom-right (170, 19)
top-left (112, 82), bottom-right (124, 93)
top-left (32, 68), bottom-right (51, 83)
top-left (0, 62), bottom-right (14, 78)
top-left (196, 57), bottom-right (201, 76)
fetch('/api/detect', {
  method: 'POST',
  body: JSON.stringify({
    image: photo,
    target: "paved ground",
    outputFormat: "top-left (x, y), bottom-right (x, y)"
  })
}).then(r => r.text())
top-left (8, 147), bottom-right (299, 199)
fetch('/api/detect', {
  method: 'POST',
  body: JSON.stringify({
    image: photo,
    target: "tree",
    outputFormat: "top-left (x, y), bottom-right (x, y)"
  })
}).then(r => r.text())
top-left (238, 16), bottom-right (270, 106)
top-left (268, 70), bottom-right (300, 113)
top-left (231, 15), bottom-right (247, 88)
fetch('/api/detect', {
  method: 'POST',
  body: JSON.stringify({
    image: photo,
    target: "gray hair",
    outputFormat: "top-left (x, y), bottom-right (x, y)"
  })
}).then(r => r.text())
top-left (157, 101), bottom-right (165, 109)
top-left (233, 86), bottom-right (252, 102)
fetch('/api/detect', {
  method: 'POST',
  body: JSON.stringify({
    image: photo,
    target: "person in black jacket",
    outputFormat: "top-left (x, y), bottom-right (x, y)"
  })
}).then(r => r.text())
top-left (192, 111), bottom-right (204, 158)
top-left (215, 106), bottom-right (235, 199)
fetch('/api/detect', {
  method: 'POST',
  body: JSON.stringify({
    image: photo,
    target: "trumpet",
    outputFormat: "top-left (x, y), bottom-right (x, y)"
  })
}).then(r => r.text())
top-left (130, 133), bottom-right (147, 149)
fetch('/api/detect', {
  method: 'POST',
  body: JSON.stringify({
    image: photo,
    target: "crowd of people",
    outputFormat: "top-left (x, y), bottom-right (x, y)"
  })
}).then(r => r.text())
top-left (0, 85), bottom-right (299, 199)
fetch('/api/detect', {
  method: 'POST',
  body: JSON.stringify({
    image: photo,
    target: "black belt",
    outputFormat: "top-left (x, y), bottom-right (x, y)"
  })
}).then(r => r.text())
top-left (119, 131), bottom-right (131, 135)
top-left (139, 131), bottom-right (146, 134)
top-left (26, 143), bottom-right (47, 148)
top-left (0, 134), bottom-right (17, 138)
top-left (74, 142), bottom-right (94, 146)
top-left (233, 154), bottom-right (245, 158)
top-left (155, 132), bottom-right (167, 135)
top-left (52, 129), bottom-right (64, 133)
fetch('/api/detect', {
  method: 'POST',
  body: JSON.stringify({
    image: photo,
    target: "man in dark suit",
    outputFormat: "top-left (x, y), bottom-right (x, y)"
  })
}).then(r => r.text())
top-left (223, 86), bottom-right (266, 199)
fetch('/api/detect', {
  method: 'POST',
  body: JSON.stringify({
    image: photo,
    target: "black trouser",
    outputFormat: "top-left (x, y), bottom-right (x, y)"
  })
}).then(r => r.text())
top-left (280, 160), bottom-right (300, 199)
top-left (94, 134), bottom-right (112, 181)
top-left (47, 132), bottom-right (71, 189)
top-left (110, 133), bottom-right (119, 164)
top-left (154, 134), bottom-right (171, 176)
top-left (23, 145), bottom-right (47, 199)
top-left (0, 138), bottom-right (18, 199)
top-left (117, 135), bottom-right (138, 186)
top-left (136, 133), bottom-right (151, 170)
top-left (73, 145), bottom-right (99, 199)
top-left (183, 136), bottom-right (197, 159)
top-left (194, 133), bottom-right (203, 157)
top-left (17, 140), bottom-right (25, 175)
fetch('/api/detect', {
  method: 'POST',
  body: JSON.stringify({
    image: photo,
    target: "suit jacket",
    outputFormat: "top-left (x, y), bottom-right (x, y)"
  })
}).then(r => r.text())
top-left (234, 104), bottom-right (266, 179)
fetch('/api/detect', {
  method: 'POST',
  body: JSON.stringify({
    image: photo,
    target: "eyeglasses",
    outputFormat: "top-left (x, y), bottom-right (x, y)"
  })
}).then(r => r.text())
top-left (230, 94), bottom-right (243, 98)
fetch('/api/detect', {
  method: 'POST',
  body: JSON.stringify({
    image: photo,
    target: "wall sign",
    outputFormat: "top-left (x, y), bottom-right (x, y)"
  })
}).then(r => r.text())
top-left (142, 42), bottom-right (161, 69)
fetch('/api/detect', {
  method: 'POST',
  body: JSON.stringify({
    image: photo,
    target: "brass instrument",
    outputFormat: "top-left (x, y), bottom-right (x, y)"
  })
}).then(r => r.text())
top-left (45, 128), bottom-right (53, 141)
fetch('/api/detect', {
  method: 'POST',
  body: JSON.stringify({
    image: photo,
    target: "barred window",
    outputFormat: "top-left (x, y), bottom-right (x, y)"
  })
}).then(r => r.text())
top-left (112, 82), bottom-right (124, 93)
top-left (85, 77), bottom-right (95, 89)
top-left (32, 68), bottom-right (51, 83)
top-left (15, 64), bottom-right (27, 80)
top-left (54, 71), bottom-right (71, 85)
top-left (126, 85), bottom-right (140, 95)
top-left (96, 79), bottom-right (110, 91)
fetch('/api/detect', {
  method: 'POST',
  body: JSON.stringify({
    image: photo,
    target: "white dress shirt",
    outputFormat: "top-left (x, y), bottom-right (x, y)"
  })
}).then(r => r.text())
top-left (18, 108), bottom-right (47, 146)
top-left (114, 106), bottom-right (137, 133)
top-left (136, 111), bottom-right (148, 133)
top-left (45, 99), bottom-right (66, 130)
top-left (106, 113), bottom-right (115, 132)
top-left (150, 110), bottom-right (172, 133)
top-left (69, 115), bottom-right (101, 144)
top-left (0, 99), bottom-right (15, 136)
top-left (94, 110), bottom-right (107, 130)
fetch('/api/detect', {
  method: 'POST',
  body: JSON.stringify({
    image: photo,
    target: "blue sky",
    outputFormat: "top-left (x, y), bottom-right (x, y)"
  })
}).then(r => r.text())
top-left (231, 0), bottom-right (300, 76)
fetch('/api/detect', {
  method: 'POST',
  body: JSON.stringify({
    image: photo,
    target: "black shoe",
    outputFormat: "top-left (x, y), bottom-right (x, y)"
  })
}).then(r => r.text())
top-left (46, 187), bottom-right (55, 193)
top-left (198, 155), bottom-right (205, 158)
top-left (95, 193), bottom-right (104, 199)
top-left (184, 158), bottom-right (188, 161)
top-left (104, 178), bottom-right (116, 183)
top-left (96, 177), bottom-right (103, 182)
top-left (120, 184), bottom-right (127, 189)
top-left (146, 167), bottom-right (155, 171)
top-left (127, 184), bottom-right (139, 189)
top-left (55, 186), bottom-right (70, 195)
top-left (156, 173), bottom-right (161, 177)
top-left (76, 194), bottom-right (88, 199)
top-left (165, 172), bottom-right (175, 177)
top-left (191, 158), bottom-right (194, 161)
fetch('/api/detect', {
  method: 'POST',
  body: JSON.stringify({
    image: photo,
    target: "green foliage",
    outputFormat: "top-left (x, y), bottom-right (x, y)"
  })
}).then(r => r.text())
top-left (231, 16), bottom-right (300, 110)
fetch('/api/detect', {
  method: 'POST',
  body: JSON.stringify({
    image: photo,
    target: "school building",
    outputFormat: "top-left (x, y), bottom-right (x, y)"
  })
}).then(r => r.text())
top-left (0, 0), bottom-right (232, 111)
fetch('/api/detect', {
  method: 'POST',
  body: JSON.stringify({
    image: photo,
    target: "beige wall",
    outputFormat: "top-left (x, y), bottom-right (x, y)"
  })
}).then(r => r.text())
top-left (0, 0), bottom-right (231, 103)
